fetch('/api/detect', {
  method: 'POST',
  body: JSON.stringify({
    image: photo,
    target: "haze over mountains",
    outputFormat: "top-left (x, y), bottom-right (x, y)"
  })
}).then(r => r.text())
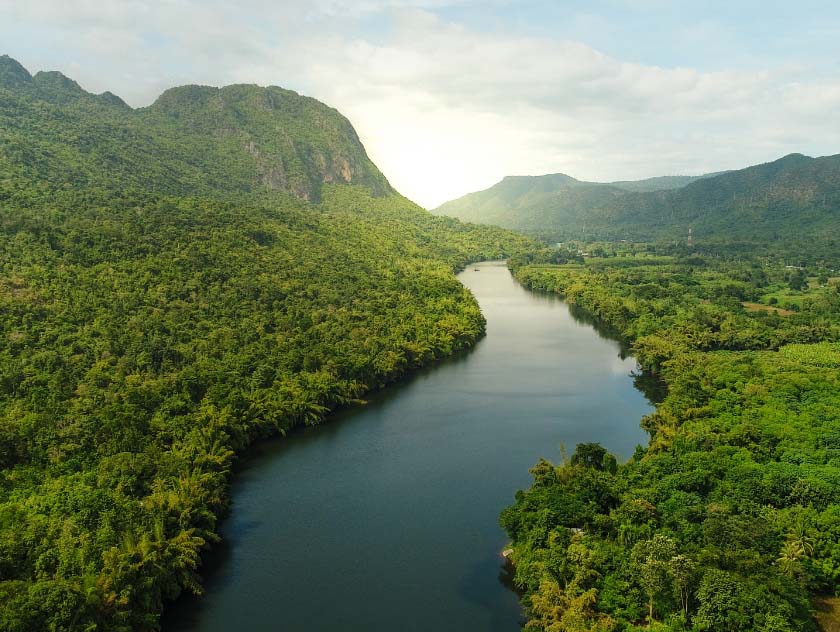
top-left (434, 154), bottom-right (840, 243)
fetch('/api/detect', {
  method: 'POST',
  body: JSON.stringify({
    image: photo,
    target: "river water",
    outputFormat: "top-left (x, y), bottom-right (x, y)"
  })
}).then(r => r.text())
top-left (163, 261), bottom-right (653, 631)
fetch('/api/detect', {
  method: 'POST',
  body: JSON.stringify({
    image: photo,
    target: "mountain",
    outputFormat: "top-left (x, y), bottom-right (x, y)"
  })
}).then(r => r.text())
top-left (0, 54), bottom-right (389, 202)
top-left (0, 54), bottom-right (32, 88)
top-left (434, 155), bottom-right (840, 242)
top-left (606, 173), bottom-right (724, 192)
top-left (0, 56), bottom-right (531, 631)
top-left (435, 173), bottom-right (619, 228)
top-left (433, 171), bottom-right (719, 235)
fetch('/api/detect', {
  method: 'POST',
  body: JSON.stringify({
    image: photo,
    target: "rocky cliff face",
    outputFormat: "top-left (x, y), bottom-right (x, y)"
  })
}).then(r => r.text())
top-left (0, 56), bottom-right (390, 203)
top-left (145, 82), bottom-right (391, 202)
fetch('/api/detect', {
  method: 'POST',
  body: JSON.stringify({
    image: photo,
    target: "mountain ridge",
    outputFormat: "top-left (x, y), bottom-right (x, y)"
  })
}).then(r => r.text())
top-left (434, 153), bottom-right (840, 242)
top-left (0, 56), bottom-right (390, 203)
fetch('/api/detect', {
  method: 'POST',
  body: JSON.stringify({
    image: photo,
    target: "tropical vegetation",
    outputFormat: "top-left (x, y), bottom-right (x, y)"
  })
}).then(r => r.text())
top-left (501, 246), bottom-right (840, 631)
top-left (0, 55), bottom-right (531, 630)
top-left (434, 154), bottom-right (840, 244)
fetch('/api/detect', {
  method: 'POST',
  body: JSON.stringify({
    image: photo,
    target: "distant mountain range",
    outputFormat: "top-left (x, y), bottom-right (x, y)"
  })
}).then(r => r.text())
top-left (434, 155), bottom-right (840, 242)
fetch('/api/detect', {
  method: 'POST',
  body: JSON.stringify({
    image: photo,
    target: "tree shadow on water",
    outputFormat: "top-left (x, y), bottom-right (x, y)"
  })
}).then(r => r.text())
top-left (456, 551), bottom-right (526, 632)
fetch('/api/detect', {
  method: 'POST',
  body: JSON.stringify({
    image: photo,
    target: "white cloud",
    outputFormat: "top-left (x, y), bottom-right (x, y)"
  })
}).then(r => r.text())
top-left (300, 9), bottom-right (840, 205)
top-left (3, 1), bottom-right (840, 207)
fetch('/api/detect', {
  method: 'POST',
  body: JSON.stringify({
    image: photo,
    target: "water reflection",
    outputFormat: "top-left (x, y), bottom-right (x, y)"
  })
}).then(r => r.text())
top-left (565, 302), bottom-right (667, 404)
top-left (163, 262), bottom-right (653, 632)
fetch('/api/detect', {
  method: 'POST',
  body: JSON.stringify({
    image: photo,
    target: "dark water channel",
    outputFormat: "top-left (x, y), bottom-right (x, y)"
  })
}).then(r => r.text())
top-left (163, 261), bottom-right (653, 631)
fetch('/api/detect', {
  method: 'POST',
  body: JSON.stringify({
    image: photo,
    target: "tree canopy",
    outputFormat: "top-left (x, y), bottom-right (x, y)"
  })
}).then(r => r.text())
top-left (502, 249), bottom-right (840, 631)
top-left (0, 57), bottom-right (532, 630)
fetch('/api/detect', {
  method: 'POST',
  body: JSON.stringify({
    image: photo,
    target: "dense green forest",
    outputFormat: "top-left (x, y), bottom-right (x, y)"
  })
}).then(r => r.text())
top-left (501, 247), bottom-right (840, 631)
top-left (434, 154), bottom-right (840, 243)
top-left (0, 56), bottom-right (532, 631)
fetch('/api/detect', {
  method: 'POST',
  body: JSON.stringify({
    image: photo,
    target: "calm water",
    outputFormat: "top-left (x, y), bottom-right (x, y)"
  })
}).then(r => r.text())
top-left (163, 261), bottom-right (652, 632)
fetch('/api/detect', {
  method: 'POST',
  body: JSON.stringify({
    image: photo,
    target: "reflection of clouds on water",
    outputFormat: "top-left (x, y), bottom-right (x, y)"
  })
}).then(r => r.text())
top-left (611, 354), bottom-right (639, 375)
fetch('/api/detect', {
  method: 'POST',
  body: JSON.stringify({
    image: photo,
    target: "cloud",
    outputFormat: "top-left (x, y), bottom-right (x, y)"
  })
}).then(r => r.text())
top-left (311, 0), bottom-right (489, 16)
top-left (3, 1), bottom-right (840, 207)
top-left (300, 9), bottom-right (840, 205)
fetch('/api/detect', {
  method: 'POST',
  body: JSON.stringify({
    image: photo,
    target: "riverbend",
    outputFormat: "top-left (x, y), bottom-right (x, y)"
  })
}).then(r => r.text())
top-left (163, 261), bottom-right (653, 632)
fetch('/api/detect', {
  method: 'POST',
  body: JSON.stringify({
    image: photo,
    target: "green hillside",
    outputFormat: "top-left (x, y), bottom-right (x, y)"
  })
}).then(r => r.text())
top-left (434, 174), bottom-right (629, 233)
top-left (432, 173), bottom-right (715, 229)
top-left (502, 253), bottom-right (840, 631)
top-left (434, 155), bottom-right (840, 242)
top-left (0, 56), bottom-right (531, 631)
top-left (0, 54), bottom-right (390, 203)
top-left (607, 173), bottom-right (724, 193)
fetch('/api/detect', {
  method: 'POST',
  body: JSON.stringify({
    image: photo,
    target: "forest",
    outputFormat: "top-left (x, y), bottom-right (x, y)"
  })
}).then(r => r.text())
top-left (6, 50), bottom-right (840, 632)
top-left (0, 57), bottom-right (532, 630)
top-left (501, 245), bottom-right (840, 631)
top-left (434, 153), bottom-right (840, 244)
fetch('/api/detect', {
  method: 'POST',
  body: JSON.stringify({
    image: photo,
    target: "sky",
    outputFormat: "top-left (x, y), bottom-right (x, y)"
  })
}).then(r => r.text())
top-left (2, 0), bottom-right (840, 208)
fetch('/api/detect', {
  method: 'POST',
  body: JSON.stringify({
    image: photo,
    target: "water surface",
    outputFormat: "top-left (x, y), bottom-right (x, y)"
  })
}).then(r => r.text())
top-left (164, 261), bottom-right (652, 631)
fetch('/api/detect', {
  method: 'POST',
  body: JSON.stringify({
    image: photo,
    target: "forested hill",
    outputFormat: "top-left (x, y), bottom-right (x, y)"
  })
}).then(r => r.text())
top-left (501, 250), bottom-right (840, 630)
top-left (434, 154), bottom-right (840, 242)
top-left (0, 56), bottom-right (531, 631)
top-left (432, 172), bottom-right (716, 228)
top-left (0, 53), bottom-right (390, 203)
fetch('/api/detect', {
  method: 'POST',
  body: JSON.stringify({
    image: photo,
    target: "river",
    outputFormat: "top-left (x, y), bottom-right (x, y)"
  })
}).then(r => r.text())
top-left (163, 261), bottom-right (653, 631)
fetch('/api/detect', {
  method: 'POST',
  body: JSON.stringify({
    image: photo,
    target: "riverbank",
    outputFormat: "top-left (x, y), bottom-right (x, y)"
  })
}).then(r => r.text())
top-left (162, 262), bottom-right (652, 631)
top-left (501, 252), bottom-right (840, 630)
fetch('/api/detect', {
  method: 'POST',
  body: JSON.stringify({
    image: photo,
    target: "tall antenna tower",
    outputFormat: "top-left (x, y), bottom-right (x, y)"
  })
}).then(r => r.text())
top-left (687, 226), bottom-right (693, 248)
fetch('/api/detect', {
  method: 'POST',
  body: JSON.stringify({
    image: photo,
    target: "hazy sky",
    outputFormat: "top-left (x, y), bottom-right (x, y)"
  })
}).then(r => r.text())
top-left (3, 0), bottom-right (840, 207)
